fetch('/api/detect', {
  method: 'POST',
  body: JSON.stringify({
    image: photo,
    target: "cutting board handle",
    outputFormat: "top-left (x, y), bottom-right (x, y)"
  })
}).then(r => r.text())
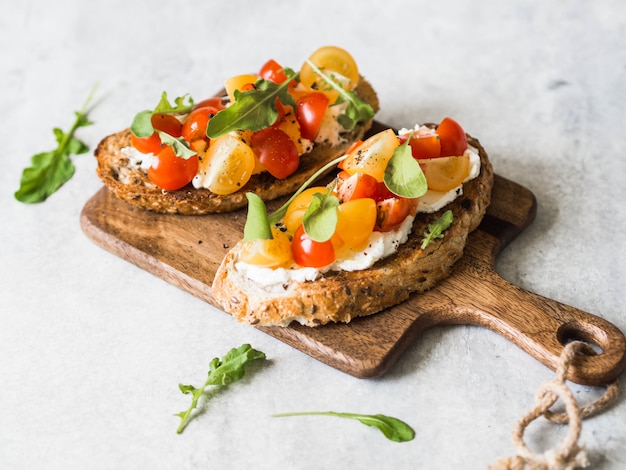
top-left (425, 232), bottom-right (626, 386)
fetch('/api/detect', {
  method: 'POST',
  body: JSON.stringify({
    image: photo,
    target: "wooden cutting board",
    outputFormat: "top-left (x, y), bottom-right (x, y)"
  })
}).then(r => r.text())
top-left (80, 142), bottom-right (626, 386)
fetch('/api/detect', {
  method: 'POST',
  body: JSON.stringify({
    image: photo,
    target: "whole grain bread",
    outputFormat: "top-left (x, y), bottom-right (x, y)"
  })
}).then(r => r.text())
top-left (211, 132), bottom-right (494, 327)
top-left (94, 78), bottom-right (379, 214)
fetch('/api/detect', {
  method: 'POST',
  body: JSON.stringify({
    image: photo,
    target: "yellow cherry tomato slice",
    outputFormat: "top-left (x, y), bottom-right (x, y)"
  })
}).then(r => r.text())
top-left (283, 187), bottom-right (327, 234)
top-left (341, 128), bottom-right (399, 182)
top-left (224, 74), bottom-right (258, 103)
top-left (300, 46), bottom-right (360, 104)
top-left (419, 155), bottom-right (470, 191)
top-left (335, 198), bottom-right (377, 250)
top-left (196, 133), bottom-right (255, 195)
top-left (238, 228), bottom-right (293, 268)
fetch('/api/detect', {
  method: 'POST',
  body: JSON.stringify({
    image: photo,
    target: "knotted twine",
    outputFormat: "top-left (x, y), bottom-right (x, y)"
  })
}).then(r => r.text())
top-left (489, 341), bottom-right (620, 470)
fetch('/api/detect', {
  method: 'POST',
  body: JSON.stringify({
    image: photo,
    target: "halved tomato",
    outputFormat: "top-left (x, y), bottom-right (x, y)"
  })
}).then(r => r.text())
top-left (335, 198), bottom-right (377, 249)
top-left (375, 197), bottom-right (418, 232)
top-left (336, 171), bottom-right (378, 203)
top-left (196, 133), bottom-right (255, 195)
top-left (295, 92), bottom-right (329, 140)
top-left (250, 127), bottom-right (299, 179)
top-left (419, 155), bottom-right (470, 191)
top-left (299, 46), bottom-right (360, 104)
top-left (238, 227), bottom-right (294, 268)
top-left (341, 128), bottom-right (399, 182)
top-left (291, 224), bottom-right (335, 268)
top-left (147, 146), bottom-right (198, 191)
top-left (437, 117), bottom-right (467, 157)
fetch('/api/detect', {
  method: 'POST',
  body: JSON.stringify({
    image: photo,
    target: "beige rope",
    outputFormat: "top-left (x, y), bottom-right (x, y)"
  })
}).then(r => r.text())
top-left (489, 341), bottom-right (620, 470)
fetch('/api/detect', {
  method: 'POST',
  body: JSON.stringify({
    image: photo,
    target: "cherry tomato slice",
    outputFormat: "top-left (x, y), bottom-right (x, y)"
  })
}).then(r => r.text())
top-left (197, 133), bottom-right (256, 195)
top-left (399, 133), bottom-right (441, 160)
top-left (259, 59), bottom-right (295, 87)
top-left (250, 127), bottom-right (299, 179)
top-left (291, 224), bottom-right (335, 268)
top-left (181, 106), bottom-right (219, 143)
top-left (437, 117), bottom-right (467, 157)
top-left (375, 197), bottom-right (418, 232)
top-left (295, 92), bottom-right (329, 140)
top-left (300, 46), bottom-right (360, 104)
top-left (419, 155), bottom-right (470, 191)
top-left (336, 171), bottom-right (378, 203)
top-left (151, 113), bottom-right (183, 138)
top-left (335, 198), bottom-right (377, 250)
top-left (131, 132), bottom-right (162, 154)
top-left (237, 227), bottom-right (294, 268)
top-left (341, 128), bottom-right (399, 182)
top-left (147, 146), bottom-right (198, 191)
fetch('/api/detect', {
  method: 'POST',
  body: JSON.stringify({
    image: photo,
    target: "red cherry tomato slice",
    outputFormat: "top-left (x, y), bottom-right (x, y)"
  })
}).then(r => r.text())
top-left (295, 92), bottom-right (329, 140)
top-left (250, 127), bottom-right (299, 179)
top-left (151, 113), bottom-right (183, 138)
top-left (259, 59), bottom-right (295, 87)
top-left (375, 197), bottom-right (418, 232)
top-left (147, 145), bottom-right (199, 191)
top-left (399, 133), bottom-right (441, 160)
top-left (336, 171), bottom-right (378, 203)
top-left (437, 117), bottom-right (467, 157)
top-left (131, 132), bottom-right (162, 154)
top-left (291, 224), bottom-right (335, 268)
top-left (181, 106), bottom-right (219, 143)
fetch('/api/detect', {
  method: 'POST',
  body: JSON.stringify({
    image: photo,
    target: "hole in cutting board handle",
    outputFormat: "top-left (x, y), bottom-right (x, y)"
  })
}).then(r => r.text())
top-left (557, 321), bottom-right (606, 355)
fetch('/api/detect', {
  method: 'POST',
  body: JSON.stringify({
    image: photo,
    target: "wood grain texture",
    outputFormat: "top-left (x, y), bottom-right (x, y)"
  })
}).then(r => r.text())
top-left (80, 167), bottom-right (626, 386)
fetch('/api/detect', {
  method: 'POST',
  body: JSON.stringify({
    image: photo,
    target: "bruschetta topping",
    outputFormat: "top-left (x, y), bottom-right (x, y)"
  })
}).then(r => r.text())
top-left (235, 118), bottom-right (481, 286)
top-left (123, 46), bottom-right (375, 195)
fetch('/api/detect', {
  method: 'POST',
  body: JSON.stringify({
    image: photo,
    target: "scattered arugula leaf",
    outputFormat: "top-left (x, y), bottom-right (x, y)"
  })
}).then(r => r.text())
top-left (206, 70), bottom-right (298, 139)
top-left (272, 411), bottom-right (415, 443)
top-left (176, 344), bottom-right (266, 434)
top-left (302, 186), bottom-right (339, 242)
top-left (383, 134), bottom-right (428, 199)
top-left (15, 84), bottom-right (98, 204)
top-left (243, 193), bottom-right (273, 241)
top-left (304, 59), bottom-right (374, 130)
top-left (421, 210), bottom-right (454, 249)
top-left (130, 91), bottom-right (194, 138)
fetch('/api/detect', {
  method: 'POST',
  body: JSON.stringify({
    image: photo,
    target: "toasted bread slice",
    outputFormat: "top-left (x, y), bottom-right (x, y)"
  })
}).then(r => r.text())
top-left (94, 78), bottom-right (379, 215)
top-left (211, 132), bottom-right (494, 327)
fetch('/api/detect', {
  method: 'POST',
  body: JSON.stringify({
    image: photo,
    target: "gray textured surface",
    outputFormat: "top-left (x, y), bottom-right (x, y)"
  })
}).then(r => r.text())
top-left (2, 0), bottom-right (625, 468)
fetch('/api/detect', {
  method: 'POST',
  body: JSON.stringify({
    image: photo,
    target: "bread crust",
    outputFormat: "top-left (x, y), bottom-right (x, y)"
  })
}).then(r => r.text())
top-left (94, 78), bottom-right (379, 214)
top-left (212, 133), bottom-right (494, 327)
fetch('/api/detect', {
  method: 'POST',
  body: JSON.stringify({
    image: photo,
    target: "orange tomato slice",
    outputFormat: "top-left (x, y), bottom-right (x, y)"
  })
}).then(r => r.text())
top-left (299, 46), bottom-right (359, 104)
top-left (341, 128), bottom-right (399, 182)
top-left (419, 155), bottom-right (470, 191)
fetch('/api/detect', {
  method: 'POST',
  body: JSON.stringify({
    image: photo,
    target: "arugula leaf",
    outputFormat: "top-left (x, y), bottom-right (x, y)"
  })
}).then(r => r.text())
top-left (157, 132), bottom-right (197, 160)
top-left (304, 59), bottom-right (374, 130)
top-left (175, 344), bottom-right (266, 434)
top-left (206, 70), bottom-right (298, 139)
top-left (272, 411), bottom-right (415, 443)
top-left (130, 92), bottom-right (194, 138)
top-left (383, 135), bottom-right (428, 199)
top-left (154, 92), bottom-right (194, 114)
top-left (267, 154), bottom-right (348, 227)
top-left (243, 193), bottom-right (273, 241)
top-left (421, 210), bottom-right (454, 249)
top-left (15, 84), bottom-right (97, 203)
top-left (302, 187), bottom-right (339, 242)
